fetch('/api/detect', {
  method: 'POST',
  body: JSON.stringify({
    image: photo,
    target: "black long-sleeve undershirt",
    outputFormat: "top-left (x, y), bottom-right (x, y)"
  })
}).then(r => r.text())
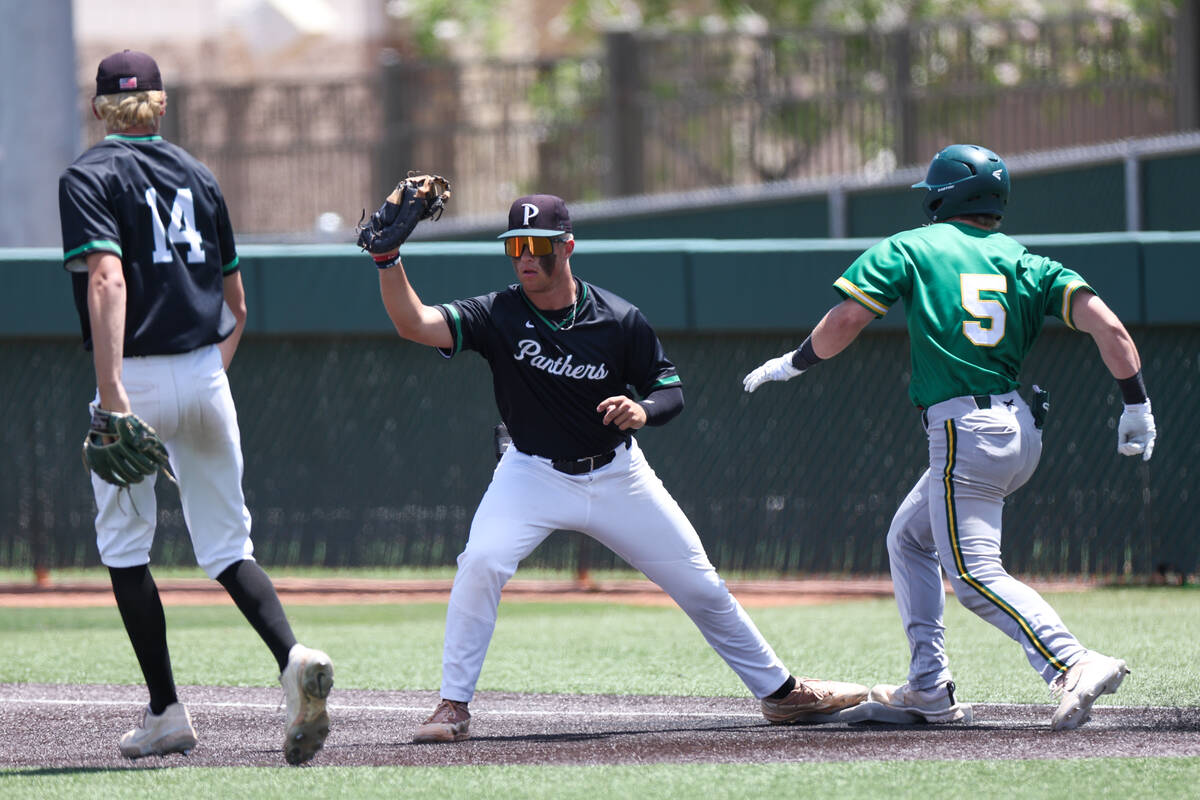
top-left (638, 385), bottom-right (684, 426)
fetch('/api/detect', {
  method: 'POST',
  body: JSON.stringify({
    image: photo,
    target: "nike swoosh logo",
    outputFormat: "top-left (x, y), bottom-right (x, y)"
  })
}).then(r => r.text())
top-left (525, 321), bottom-right (534, 328)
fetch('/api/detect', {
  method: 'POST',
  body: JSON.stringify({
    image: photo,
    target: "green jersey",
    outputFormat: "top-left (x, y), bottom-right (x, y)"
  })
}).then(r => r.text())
top-left (835, 221), bottom-right (1093, 408)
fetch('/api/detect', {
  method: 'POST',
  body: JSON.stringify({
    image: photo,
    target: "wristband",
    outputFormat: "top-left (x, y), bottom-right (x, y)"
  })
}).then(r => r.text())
top-left (372, 251), bottom-right (400, 270)
top-left (790, 336), bottom-right (824, 372)
top-left (1116, 370), bottom-right (1147, 405)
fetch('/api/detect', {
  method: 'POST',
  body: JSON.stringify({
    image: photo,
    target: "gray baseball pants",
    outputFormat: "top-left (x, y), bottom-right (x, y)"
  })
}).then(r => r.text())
top-left (886, 391), bottom-right (1087, 689)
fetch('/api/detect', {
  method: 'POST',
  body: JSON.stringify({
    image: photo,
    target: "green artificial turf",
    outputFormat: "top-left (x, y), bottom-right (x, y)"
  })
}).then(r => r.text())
top-left (3, 758), bottom-right (1199, 800)
top-left (2, 587), bottom-right (1197, 707)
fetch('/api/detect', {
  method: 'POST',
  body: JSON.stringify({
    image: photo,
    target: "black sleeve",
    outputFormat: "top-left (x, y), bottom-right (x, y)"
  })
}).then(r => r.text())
top-left (214, 189), bottom-right (239, 274)
top-left (435, 294), bottom-right (494, 358)
top-left (638, 384), bottom-right (684, 427)
top-left (625, 308), bottom-right (681, 399)
top-left (59, 166), bottom-right (121, 271)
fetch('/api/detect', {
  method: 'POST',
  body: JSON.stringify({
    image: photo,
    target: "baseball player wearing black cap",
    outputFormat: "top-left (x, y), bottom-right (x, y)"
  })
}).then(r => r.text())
top-left (376, 193), bottom-right (869, 743)
top-left (58, 50), bottom-right (333, 764)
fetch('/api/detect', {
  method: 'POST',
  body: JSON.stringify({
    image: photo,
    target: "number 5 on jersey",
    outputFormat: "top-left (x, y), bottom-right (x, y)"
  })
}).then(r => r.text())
top-left (146, 186), bottom-right (204, 263)
top-left (960, 273), bottom-right (1007, 346)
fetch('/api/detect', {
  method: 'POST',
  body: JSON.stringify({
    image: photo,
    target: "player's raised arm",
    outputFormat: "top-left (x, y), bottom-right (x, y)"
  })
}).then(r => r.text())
top-left (1070, 289), bottom-right (1156, 461)
top-left (356, 173), bottom-right (454, 349)
top-left (378, 259), bottom-right (454, 349)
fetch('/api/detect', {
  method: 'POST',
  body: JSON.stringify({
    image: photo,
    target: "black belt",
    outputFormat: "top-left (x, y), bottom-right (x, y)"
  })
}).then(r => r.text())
top-left (552, 450), bottom-right (617, 475)
top-left (544, 439), bottom-right (631, 475)
top-left (920, 395), bottom-right (991, 428)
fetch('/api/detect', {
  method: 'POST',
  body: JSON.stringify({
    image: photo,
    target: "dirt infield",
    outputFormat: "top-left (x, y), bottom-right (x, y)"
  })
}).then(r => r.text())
top-left (1, 683), bottom-right (1197, 768)
top-left (2, 577), bottom-right (1196, 769)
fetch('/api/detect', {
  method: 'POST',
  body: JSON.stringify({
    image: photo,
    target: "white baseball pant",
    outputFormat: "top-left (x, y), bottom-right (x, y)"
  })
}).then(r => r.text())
top-left (90, 344), bottom-right (255, 578)
top-left (439, 437), bottom-right (790, 702)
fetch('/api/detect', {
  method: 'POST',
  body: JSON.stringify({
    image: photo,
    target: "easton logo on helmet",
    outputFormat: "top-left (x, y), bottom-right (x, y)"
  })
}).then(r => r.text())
top-left (912, 144), bottom-right (1010, 222)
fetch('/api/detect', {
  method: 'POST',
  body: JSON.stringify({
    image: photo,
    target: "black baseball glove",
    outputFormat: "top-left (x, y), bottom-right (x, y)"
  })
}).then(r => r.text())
top-left (356, 173), bottom-right (451, 267)
top-left (83, 406), bottom-right (171, 488)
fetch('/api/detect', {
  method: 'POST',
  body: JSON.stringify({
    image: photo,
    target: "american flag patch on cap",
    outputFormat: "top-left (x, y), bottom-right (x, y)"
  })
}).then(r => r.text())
top-left (119, 76), bottom-right (138, 90)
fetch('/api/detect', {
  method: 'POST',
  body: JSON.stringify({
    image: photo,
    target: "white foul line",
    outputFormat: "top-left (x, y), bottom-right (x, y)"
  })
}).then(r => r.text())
top-left (0, 695), bottom-right (764, 719)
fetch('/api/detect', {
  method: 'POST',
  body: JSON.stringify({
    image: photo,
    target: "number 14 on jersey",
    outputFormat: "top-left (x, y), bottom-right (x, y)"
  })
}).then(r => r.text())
top-left (146, 186), bottom-right (204, 263)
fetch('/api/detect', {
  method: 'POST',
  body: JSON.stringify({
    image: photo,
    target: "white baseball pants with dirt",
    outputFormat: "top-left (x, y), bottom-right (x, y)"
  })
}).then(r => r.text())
top-left (90, 344), bottom-right (255, 578)
top-left (440, 437), bottom-right (790, 702)
top-left (886, 390), bottom-right (1087, 688)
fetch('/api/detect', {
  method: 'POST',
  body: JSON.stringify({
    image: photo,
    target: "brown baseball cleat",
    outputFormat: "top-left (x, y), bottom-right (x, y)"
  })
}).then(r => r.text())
top-left (761, 677), bottom-right (869, 724)
top-left (413, 699), bottom-right (471, 743)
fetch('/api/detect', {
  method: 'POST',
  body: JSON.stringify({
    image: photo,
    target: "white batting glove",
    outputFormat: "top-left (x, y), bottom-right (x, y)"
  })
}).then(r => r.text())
top-left (743, 354), bottom-right (804, 393)
top-left (1117, 400), bottom-right (1156, 461)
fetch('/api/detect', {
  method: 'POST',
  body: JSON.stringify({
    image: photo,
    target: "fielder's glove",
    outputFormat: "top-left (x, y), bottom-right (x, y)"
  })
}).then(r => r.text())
top-left (83, 406), bottom-right (171, 488)
top-left (1117, 400), bottom-right (1156, 461)
top-left (355, 173), bottom-right (451, 267)
top-left (743, 354), bottom-right (804, 393)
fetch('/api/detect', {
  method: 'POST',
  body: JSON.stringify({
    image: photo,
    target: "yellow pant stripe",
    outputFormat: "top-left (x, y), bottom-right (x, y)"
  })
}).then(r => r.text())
top-left (941, 419), bottom-right (1068, 673)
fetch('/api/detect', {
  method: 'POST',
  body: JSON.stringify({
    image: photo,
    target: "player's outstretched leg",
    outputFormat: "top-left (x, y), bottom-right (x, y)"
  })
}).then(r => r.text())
top-left (119, 702), bottom-right (198, 758)
top-left (1050, 651), bottom-right (1129, 731)
top-left (280, 643), bottom-right (334, 764)
top-left (760, 676), bottom-right (870, 724)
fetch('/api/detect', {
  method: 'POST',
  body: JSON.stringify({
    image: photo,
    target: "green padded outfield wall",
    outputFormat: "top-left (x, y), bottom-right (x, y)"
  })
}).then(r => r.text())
top-left (560, 154), bottom-right (1199, 240)
top-left (3, 237), bottom-right (1197, 576)
top-left (1142, 152), bottom-right (1200, 233)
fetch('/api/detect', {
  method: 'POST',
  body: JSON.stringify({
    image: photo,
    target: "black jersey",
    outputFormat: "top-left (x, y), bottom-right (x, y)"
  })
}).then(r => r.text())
top-left (58, 134), bottom-right (239, 356)
top-left (437, 279), bottom-right (682, 460)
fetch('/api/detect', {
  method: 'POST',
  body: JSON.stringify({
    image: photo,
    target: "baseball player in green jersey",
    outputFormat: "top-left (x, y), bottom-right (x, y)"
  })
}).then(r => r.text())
top-left (742, 144), bottom-right (1156, 731)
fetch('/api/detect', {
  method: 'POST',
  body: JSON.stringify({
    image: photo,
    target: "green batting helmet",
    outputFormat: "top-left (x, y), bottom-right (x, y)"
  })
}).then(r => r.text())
top-left (912, 144), bottom-right (1010, 222)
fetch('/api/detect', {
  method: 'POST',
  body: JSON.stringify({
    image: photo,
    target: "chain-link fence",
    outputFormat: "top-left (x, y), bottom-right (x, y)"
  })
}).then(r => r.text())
top-left (5, 327), bottom-right (1194, 577)
top-left (76, 7), bottom-right (1197, 236)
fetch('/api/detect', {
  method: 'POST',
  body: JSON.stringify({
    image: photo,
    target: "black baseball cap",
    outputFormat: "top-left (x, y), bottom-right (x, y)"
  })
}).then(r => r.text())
top-left (497, 194), bottom-right (572, 239)
top-left (95, 50), bottom-right (163, 96)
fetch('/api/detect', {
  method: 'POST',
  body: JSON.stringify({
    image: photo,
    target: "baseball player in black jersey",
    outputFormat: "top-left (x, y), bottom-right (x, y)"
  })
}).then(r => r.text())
top-left (375, 193), bottom-right (869, 743)
top-left (57, 50), bottom-right (332, 764)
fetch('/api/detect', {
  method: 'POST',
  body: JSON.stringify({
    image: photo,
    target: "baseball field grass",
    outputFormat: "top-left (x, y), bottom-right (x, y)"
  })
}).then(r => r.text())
top-left (1, 580), bottom-right (1197, 798)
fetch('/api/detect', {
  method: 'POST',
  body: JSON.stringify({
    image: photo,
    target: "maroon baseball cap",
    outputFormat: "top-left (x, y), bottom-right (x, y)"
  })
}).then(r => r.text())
top-left (95, 50), bottom-right (163, 96)
top-left (498, 194), bottom-right (572, 239)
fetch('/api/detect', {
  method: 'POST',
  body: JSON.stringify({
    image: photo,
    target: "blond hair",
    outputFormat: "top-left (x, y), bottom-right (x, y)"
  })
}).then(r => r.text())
top-left (93, 90), bottom-right (166, 132)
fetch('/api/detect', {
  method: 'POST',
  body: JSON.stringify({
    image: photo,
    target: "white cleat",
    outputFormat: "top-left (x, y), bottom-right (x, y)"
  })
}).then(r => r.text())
top-left (1050, 652), bottom-right (1128, 731)
top-left (119, 702), bottom-right (198, 759)
top-left (865, 680), bottom-right (973, 724)
top-left (280, 643), bottom-right (334, 764)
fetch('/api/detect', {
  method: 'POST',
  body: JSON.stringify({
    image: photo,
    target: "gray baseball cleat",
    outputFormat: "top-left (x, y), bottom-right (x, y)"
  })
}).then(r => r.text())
top-left (1050, 652), bottom-right (1128, 731)
top-left (119, 702), bottom-right (198, 758)
top-left (413, 699), bottom-right (471, 742)
top-left (280, 643), bottom-right (334, 765)
top-left (865, 680), bottom-right (973, 724)
top-left (760, 677), bottom-right (869, 724)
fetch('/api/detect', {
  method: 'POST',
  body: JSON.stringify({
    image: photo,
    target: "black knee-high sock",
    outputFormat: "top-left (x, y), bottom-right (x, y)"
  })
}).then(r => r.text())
top-left (216, 560), bottom-right (297, 673)
top-left (108, 565), bottom-right (177, 715)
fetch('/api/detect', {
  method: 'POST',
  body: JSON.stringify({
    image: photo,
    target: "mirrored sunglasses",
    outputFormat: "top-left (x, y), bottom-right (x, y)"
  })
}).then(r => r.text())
top-left (504, 235), bottom-right (564, 258)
